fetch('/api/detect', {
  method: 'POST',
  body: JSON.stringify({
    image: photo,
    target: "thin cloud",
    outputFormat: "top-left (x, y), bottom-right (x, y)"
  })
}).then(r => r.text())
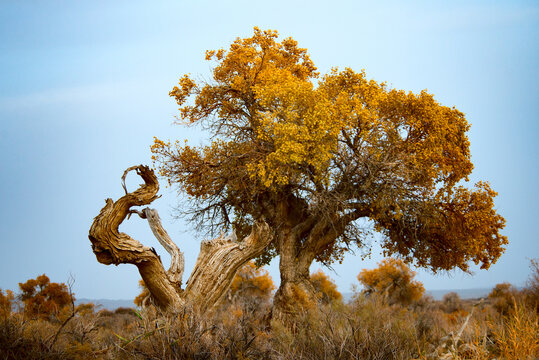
top-left (0, 81), bottom-right (138, 110)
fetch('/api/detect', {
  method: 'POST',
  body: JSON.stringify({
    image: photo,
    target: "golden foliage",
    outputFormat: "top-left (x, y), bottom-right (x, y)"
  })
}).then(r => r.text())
top-left (18, 274), bottom-right (73, 320)
top-left (134, 279), bottom-right (150, 308)
top-left (310, 270), bottom-right (342, 304)
top-left (358, 258), bottom-right (425, 305)
top-left (152, 27), bottom-right (507, 274)
top-left (228, 261), bottom-right (275, 303)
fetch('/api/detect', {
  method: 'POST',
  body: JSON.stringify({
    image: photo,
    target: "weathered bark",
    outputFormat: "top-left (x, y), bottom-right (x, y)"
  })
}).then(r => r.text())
top-left (273, 265), bottom-right (316, 319)
top-left (89, 165), bottom-right (272, 313)
top-left (143, 208), bottom-right (184, 287)
top-left (272, 231), bottom-right (316, 319)
top-left (271, 202), bottom-right (369, 318)
top-left (269, 200), bottom-right (319, 319)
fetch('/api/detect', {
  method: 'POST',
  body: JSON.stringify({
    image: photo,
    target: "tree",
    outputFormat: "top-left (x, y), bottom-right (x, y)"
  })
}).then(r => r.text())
top-left (89, 165), bottom-right (273, 312)
top-left (357, 258), bottom-right (425, 306)
top-left (151, 28), bottom-right (507, 316)
top-left (228, 261), bottom-right (275, 305)
top-left (310, 270), bottom-right (342, 304)
top-left (18, 274), bottom-right (73, 320)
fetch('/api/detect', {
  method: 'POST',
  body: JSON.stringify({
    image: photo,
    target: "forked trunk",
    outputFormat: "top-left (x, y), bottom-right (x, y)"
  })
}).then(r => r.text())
top-left (273, 273), bottom-right (317, 319)
top-left (88, 165), bottom-right (272, 313)
top-left (272, 231), bottom-right (318, 319)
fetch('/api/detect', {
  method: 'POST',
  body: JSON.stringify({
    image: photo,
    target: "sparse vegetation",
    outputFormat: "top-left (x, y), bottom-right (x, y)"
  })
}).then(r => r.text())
top-left (1, 262), bottom-right (537, 359)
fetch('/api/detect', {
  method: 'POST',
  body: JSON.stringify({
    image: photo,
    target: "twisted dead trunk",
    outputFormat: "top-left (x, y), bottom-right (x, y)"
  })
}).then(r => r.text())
top-left (88, 165), bottom-right (272, 313)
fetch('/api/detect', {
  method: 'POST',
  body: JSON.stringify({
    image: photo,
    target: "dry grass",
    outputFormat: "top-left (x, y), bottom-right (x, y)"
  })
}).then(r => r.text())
top-left (0, 289), bottom-right (537, 359)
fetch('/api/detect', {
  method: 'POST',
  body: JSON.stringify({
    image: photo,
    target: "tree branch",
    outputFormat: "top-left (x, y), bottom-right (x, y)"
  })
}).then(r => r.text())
top-left (143, 208), bottom-right (185, 287)
top-left (89, 165), bottom-right (273, 313)
top-left (88, 165), bottom-right (184, 310)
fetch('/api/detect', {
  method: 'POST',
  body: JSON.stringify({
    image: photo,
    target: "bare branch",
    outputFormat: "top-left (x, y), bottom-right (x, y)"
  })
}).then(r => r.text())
top-left (143, 208), bottom-right (185, 287)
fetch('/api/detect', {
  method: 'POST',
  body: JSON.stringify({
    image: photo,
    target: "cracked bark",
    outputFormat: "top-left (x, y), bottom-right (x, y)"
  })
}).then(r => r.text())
top-left (89, 165), bottom-right (272, 313)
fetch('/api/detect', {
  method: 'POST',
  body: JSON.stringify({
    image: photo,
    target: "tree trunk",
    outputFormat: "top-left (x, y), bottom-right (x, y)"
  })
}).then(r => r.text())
top-left (271, 209), bottom-right (365, 318)
top-left (89, 165), bottom-right (272, 313)
top-left (271, 229), bottom-right (317, 319)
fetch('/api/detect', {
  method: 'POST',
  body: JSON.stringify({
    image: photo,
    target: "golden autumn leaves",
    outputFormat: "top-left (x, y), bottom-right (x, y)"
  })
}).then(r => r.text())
top-left (156, 31), bottom-right (473, 194)
top-left (151, 27), bottom-right (507, 273)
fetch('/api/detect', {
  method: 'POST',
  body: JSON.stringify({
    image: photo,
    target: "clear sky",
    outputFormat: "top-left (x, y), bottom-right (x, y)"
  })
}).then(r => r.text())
top-left (0, 0), bottom-right (537, 300)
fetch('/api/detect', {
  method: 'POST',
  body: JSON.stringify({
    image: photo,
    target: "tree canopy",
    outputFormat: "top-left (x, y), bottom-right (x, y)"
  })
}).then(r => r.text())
top-left (152, 28), bottom-right (507, 313)
top-left (152, 28), bottom-right (506, 273)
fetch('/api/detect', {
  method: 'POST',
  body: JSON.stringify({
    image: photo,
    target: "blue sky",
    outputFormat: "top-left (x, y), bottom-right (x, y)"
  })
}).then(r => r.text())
top-left (0, 1), bottom-right (537, 300)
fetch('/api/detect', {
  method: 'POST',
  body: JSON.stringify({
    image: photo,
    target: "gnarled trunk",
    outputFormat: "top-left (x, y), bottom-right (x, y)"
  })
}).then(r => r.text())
top-left (270, 206), bottom-right (364, 318)
top-left (273, 263), bottom-right (316, 319)
top-left (271, 228), bottom-right (318, 319)
top-left (89, 165), bottom-right (272, 313)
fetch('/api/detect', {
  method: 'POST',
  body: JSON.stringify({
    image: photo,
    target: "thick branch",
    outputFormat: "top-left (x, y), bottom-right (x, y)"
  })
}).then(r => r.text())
top-left (298, 208), bottom-right (369, 269)
top-left (88, 165), bottom-right (184, 310)
top-left (89, 165), bottom-right (273, 313)
top-left (143, 208), bottom-right (185, 287)
top-left (185, 221), bottom-right (273, 313)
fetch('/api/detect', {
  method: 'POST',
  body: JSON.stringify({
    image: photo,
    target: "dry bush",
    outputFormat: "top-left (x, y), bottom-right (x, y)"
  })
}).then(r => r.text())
top-left (523, 258), bottom-right (539, 312)
top-left (488, 282), bottom-right (520, 315)
top-left (224, 262), bottom-right (276, 319)
top-left (134, 279), bottom-right (150, 308)
top-left (441, 292), bottom-right (463, 313)
top-left (110, 306), bottom-right (273, 359)
top-left (412, 296), bottom-right (448, 344)
top-left (0, 313), bottom-right (66, 360)
top-left (272, 295), bottom-right (422, 359)
top-left (0, 288), bottom-right (15, 319)
top-left (1, 292), bottom-right (535, 360)
top-left (114, 307), bottom-right (138, 316)
top-left (489, 300), bottom-right (539, 359)
top-left (2, 265), bottom-right (539, 359)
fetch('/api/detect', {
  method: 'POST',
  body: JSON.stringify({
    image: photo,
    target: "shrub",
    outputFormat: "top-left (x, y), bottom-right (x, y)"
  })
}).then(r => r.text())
top-left (523, 258), bottom-right (539, 312)
top-left (18, 274), bottom-right (73, 320)
top-left (134, 279), bottom-right (150, 308)
top-left (225, 261), bottom-right (276, 318)
top-left (441, 291), bottom-right (463, 313)
top-left (491, 300), bottom-right (539, 359)
top-left (310, 269), bottom-right (342, 304)
top-left (228, 261), bottom-right (275, 304)
top-left (357, 258), bottom-right (425, 306)
top-left (114, 307), bottom-right (137, 316)
top-left (488, 282), bottom-right (519, 315)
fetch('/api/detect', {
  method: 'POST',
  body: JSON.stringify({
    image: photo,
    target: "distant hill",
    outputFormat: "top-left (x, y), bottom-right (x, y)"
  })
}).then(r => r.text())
top-left (342, 287), bottom-right (492, 303)
top-left (426, 288), bottom-right (492, 300)
top-left (78, 288), bottom-right (493, 310)
top-left (76, 298), bottom-right (134, 310)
